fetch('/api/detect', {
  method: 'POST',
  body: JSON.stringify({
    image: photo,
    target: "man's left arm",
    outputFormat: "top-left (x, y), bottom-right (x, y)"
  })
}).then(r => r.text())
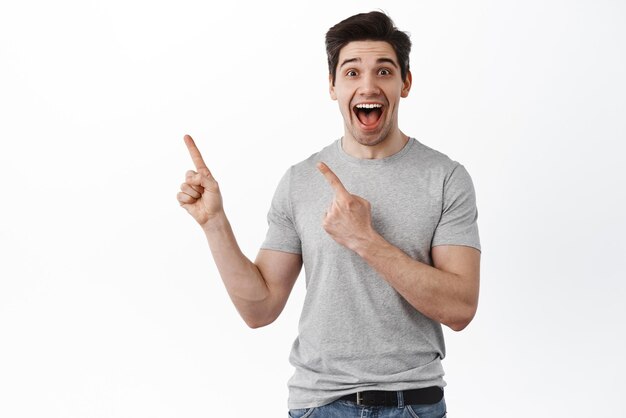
top-left (358, 236), bottom-right (480, 332)
top-left (317, 162), bottom-right (480, 332)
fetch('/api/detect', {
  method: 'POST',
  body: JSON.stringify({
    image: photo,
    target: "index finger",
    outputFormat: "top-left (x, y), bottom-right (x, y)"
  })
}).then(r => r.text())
top-left (317, 162), bottom-right (350, 197)
top-left (184, 134), bottom-right (209, 173)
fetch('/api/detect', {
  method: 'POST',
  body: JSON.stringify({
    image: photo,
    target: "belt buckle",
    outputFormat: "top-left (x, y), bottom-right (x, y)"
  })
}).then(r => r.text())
top-left (356, 391), bottom-right (364, 406)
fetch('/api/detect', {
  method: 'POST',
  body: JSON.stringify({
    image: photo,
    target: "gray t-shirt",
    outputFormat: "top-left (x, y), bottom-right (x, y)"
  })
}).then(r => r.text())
top-left (261, 138), bottom-right (481, 409)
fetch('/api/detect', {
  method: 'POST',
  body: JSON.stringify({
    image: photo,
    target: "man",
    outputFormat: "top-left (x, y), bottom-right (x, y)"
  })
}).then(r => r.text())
top-left (177, 11), bottom-right (480, 418)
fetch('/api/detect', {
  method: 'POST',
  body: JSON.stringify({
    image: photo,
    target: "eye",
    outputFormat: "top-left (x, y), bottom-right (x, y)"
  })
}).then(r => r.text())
top-left (346, 70), bottom-right (358, 77)
top-left (378, 68), bottom-right (391, 76)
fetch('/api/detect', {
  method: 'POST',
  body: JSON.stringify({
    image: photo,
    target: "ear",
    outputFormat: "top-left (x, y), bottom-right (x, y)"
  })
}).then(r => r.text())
top-left (401, 70), bottom-right (412, 98)
top-left (329, 73), bottom-right (337, 100)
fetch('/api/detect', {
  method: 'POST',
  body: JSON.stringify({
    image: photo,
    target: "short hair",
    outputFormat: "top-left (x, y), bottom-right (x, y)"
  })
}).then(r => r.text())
top-left (325, 11), bottom-right (412, 85)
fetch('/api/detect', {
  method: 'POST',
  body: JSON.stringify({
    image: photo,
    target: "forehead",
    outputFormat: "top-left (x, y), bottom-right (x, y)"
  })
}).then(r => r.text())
top-left (338, 40), bottom-right (398, 64)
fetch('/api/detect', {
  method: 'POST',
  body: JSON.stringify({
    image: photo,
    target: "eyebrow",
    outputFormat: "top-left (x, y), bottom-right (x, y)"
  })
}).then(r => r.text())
top-left (339, 57), bottom-right (399, 69)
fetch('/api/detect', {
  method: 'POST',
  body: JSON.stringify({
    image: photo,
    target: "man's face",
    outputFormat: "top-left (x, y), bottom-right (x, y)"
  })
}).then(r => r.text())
top-left (330, 40), bottom-right (411, 148)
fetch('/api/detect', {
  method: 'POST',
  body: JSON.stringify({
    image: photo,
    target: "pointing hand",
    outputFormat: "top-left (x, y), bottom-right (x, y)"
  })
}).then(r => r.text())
top-left (177, 135), bottom-right (224, 226)
top-left (317, 162), bottom-right (375, 251)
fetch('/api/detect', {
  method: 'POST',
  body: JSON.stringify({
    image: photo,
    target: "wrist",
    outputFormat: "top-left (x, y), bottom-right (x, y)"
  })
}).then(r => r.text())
top-left (353, 229), bottom-right (386, 259)
top-left (200, 210), bottom-right (228, 233)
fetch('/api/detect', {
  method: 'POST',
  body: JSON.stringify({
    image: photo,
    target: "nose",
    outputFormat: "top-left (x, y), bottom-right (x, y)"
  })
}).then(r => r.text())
top-left (358, 73), bottom-right (381, 96)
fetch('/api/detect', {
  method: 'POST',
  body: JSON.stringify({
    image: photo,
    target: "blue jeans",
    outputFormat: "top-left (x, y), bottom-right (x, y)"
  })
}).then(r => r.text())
top-left (288, 395), bottom-right (447, 418)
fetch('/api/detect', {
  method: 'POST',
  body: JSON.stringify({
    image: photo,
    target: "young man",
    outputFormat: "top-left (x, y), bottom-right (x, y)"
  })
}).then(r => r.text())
top-left (177, 11), bottom-right (480, 418)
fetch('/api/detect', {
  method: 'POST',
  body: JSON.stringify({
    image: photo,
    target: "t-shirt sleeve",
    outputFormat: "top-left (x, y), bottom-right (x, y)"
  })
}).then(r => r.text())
top-left (260, 167), bottom-right (302, 254)
top-left (431, 163), bottom-right (481, 251)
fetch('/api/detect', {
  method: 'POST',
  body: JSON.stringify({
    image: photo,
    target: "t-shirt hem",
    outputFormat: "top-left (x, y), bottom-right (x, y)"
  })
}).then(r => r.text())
top-left (431, 241), bottom-right (481, 252)
top-left (259, 244), bottom-right (302, 255)
top-left (288, 380), bottom-right (447, 409)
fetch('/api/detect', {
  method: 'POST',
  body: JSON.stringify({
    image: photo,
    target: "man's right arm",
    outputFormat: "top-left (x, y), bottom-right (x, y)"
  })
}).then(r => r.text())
top-left (177, 135), bottom-right (302, 328)
top-left (202, 213), bottom-right (302, 328)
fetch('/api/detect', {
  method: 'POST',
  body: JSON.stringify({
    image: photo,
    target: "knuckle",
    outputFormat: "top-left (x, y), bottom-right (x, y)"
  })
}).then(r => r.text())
top-left (177, 192), bottom-right (193, 203)
top-left (203, 177), bottom-right (219, 189)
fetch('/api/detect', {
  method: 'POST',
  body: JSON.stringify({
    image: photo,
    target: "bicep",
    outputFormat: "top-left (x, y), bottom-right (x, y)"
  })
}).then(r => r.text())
top-left (254, 249), bottom-right (303, 308)
top-left (431, 245), bottom-right (481, 297)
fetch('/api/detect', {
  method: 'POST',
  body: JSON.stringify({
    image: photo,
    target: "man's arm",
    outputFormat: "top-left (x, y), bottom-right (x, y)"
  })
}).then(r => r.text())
top-left (317, 162), bottom-right (480, 331)
top-left (201, 215), bottom-right (302, 328)
top-left (357, 237), bottom-right (479, 331)
top-left (178, 135), bottom-right (302, 328)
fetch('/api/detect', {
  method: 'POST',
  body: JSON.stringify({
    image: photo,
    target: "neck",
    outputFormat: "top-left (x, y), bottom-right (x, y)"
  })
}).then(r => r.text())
top-left (342, 130), bottom-right (409, 159)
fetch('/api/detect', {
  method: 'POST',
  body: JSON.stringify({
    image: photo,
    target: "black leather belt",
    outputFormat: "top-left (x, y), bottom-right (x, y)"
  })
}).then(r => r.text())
top-left (339, 386), bottom-right (443, 407)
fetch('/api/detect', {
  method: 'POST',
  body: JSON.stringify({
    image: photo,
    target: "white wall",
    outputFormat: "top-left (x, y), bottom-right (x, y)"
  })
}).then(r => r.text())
top-left (1, 1), bottom-right (624, 416)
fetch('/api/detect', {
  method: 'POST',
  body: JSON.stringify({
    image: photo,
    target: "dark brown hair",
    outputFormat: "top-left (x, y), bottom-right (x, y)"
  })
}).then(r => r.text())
top-left (325, 11), bottom-right (411, 85)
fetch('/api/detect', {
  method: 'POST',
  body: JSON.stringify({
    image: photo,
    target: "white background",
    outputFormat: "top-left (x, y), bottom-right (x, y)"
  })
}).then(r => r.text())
top-left (1, 0), bottom-right (625, 417)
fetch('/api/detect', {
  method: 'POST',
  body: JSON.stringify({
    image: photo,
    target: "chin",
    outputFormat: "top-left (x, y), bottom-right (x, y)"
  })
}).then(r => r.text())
top-left (354, 136), bottom-right (386, 147)
top-left (353, 127), bottom-right (391, 147)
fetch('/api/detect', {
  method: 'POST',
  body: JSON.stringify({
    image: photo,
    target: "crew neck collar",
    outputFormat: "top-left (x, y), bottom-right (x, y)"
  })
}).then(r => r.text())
top-left (334, 136), bottom-right (415, 165)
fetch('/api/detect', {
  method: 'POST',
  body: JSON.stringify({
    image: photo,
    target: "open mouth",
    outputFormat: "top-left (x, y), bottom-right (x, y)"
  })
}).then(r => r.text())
top-left (353, 103), bottom-right (384, 128)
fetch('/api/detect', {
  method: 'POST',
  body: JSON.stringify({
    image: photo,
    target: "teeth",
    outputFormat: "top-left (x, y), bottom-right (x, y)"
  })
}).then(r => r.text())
top-left (355, 103), bottom-right (383, 109)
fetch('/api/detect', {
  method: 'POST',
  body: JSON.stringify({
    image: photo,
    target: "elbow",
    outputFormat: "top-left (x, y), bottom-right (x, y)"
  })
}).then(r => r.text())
top-left (243, 313), bottom-right (277, 329)
top-left (448, 319), bottom-right (471, 332)
top-left (237, 289), bottom-right (289, 329)
top-left (445, 306), bottom-right (477, 332)
top-left (245, 319), bottom-right (270, 329)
